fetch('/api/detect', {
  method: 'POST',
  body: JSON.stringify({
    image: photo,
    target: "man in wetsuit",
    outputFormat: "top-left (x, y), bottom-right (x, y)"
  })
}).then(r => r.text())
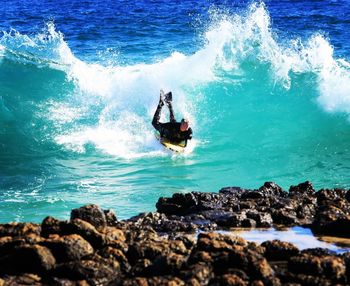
top-left (152, 90), bottom-right (193, 147)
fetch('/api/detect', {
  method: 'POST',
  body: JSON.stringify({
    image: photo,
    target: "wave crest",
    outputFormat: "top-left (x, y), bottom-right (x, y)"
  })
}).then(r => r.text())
top-left (1, 3), bottom-right (350, 158)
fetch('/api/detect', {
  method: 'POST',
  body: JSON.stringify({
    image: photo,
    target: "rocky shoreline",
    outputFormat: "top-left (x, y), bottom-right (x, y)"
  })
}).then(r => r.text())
top-left (1, 181), bottom-right (350, 285)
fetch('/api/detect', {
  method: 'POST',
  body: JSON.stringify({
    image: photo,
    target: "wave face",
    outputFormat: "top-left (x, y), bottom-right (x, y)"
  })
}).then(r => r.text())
top-left (1, 1), bottom-right (350, 222)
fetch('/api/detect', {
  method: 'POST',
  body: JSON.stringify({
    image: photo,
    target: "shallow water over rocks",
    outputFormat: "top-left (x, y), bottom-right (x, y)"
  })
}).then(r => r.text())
top-left (218, 227), bottom-right (350, 254)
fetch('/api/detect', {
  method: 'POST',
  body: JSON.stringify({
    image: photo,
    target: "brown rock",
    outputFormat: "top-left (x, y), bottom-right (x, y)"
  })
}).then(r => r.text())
top-left (316, 189), bottom-right (347, 203)
top-left (41, 216), bottom-right (64, 237)
top-left (66, 219), bottom-right (106, 249)
top-left (99, 246), bottom-right (130, 271)
top-left (122, 277), bottom-right (148, 286)
top-left (248, 252), bottom-right (274, 280)
top-left (259, 182), bottom-right (286, 198)
top-left (169, 240), bottom-right (188, 255)
top-left (321, 256), bottom-right (346, 280)
top-left (188, 250), bottom-right (213, 264)
top-left (53, 255), bottom-right (119, 285)
top-left (71, 204), bottom-right (107, 231)
top-left (50, 278), bottom-right (90, 286)
top-left (104, 209), bottom-right (118, 226)
top-left (246, 211), bottom-right (273, 227)
top-left (1, 273), bottom-right (42, 285)
top-left (0, 244), bottom-right (56, 275)
top-left (289, 181), bottom-right (315, 197)
top-left (40, 234), bottom-right (94, 262)
top-left (196, 232), bottom-right (247, 253)
top-left (130, 258), bottom-right (152, 276)
top-left (271, 209), bottom-right (298, 226)
top-left (261, 240), bottom-right (299, 261)
top-left (151, 253), bottom-right (186, 275)
top-left (147, 276), bottom-right (185, 286)
top-left (288, 254), bottom-right (322, 276)
top-left (127, 239), bottom-right (170, 264)
top-left (0, 222), bottom-right (41, 237)
top-left (211, 274), bottom-right (248, 286)
top-left (181, 263), bottom-right (213, 285)
top-left (104, 226), bottom-right (126, 243)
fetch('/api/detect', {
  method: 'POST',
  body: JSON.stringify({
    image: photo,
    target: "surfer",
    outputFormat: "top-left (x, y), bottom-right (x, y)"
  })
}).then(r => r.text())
top-left (152, 90), bottom-right (193, 147)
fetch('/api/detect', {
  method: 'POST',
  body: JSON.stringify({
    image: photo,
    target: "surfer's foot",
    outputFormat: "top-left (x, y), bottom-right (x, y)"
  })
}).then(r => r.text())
top-left (164, 91), bottom-right (172, 104)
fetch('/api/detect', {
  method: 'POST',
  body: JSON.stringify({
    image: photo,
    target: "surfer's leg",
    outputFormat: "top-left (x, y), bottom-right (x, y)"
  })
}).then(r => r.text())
top-left (152, 99), bottom-right (164, 131)
top-left (167, 101), bottom-right (176, 123)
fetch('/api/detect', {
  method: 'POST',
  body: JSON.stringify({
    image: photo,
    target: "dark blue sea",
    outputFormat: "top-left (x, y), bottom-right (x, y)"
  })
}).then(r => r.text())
top-left (1, 0), bottom-right (350, 222)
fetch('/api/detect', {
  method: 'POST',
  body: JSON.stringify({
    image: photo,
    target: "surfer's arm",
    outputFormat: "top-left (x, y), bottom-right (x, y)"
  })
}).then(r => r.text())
top-left (167, 101), bottom-right (176, 123)
top-left (152, 99), bottom-right (164, 131)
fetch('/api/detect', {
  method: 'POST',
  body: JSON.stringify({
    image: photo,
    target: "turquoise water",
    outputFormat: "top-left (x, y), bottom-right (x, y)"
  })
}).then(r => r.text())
top-left (1, 1), bottom-right (350, 222)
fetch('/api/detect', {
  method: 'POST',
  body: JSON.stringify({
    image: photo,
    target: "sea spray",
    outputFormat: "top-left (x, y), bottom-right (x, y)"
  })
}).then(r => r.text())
top-left (1, 1), bottom-right (350, 222)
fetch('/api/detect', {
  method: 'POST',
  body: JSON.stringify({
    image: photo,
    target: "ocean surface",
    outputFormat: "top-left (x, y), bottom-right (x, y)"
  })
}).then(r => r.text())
top-left (1, 0), bottom-right (350, 222)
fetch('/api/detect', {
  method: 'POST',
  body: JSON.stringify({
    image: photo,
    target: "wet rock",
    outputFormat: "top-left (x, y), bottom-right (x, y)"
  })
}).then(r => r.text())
top-left (0, 222), bottom-right (41, 237)
top-left (210, 274), bottom-right (248, 286)
top-left (99, 246), bottom-right (130, 272)
top-left (316, 188), bottom-right (347, 203)
top-left (246, 210), bottom-right (273, 227)
top-left (157, 192), bottom-right (225, 216)
top-left (258, 182), bottom-right (286, 198)
top-left (295, 204), bottom-right (316, 222)
top-left (121, 277), bottom-right (148, 286)
top-left (180, 263), bottom-right (213, 285)
top-left (127, 239), bottom-right (170, 265)
top-left (219, 186), bottom-right (247, 196)
top-left (65, 219), bottom-right (106, 249)
top-left (261, 240), bottom-right (299, 261)
top-left (171, 234), bottom-right (196, 250)
top-left (241, 218), bottom-right (257, 228)
top-left (53, 255), bottom-right (119, 285)
top-left (169, 239), bottom-right (189, 255)
top-left (196, 233), bottom-right (248, 253)
top-left (288, 253), bottom-right (346, 281)
top-left (50, 278), bottom-right (89, 286)
top-left (200, 210), bottom-right (245, 227)
top-left (150, 253), bottom-right (186, 275)
top-left (239, 201), bottom-right (257, 210)
top-left (289, 181), bottom-right (315, 197)
top-left (0, 235), bottom-right (41, 257)
top-left (71, 204), bottom-right (107, 232)
top-left (104, 209), bottom-right (118, 226)
top-left (241, 190), bottom-right (264, 200)
top-left (1, 273), bottom-right (42, 285)
top-left (147, 276), bottom-right (185, 286)
top-left (247, 251), bottom-right (274, 280)
top-left (0, 244), bottom-right (55, 275)
top-left (301, 248), bottom-right (336, 257)
top-left (129, 212), bottom-right (197, 232)
top-left (271, 209), bottom-right (298, 226)
top-left (289, 254), bottom-right (322, 276)
top-left (345, 190), bottom-right (350, 202)
top-left (41, 216), bottom-right (64, 237)
top-left (312, 203), bottom-right (350, 237)
top-left (40, 234), bottom-right (94, 263)
top-left (2, 183), bottom-right (350, 285)
top-left (321, 256), bottom-right (346, 281)
top-left (188, 250), bottom-right (213, 265)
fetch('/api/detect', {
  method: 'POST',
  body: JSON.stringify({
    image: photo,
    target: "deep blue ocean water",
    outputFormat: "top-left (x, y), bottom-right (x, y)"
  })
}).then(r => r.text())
top-left (1, 0), bottom-right (350, 222)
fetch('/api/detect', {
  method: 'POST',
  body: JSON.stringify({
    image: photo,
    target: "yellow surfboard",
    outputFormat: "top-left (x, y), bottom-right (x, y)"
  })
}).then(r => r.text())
top-left (155, 133), bottom-right (186, 153)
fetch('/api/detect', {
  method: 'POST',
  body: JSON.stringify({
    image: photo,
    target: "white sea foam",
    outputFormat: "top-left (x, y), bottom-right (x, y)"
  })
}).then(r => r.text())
top-left (202, 4), bottom-right (350, 116)
top-left (2, 4), bottom-right (350, 158)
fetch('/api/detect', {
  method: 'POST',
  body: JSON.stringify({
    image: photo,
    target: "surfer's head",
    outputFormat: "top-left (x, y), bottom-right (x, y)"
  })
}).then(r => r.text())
top-left (180, 118), bottom-right (189, 131)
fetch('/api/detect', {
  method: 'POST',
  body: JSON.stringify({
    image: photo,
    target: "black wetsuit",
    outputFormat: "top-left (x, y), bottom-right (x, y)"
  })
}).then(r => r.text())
top-left (152, 100), bottom-right (192, 146)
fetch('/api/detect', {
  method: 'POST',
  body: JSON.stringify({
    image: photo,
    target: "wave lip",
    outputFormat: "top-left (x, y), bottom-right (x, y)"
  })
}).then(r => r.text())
top-left (2, 3), bottom-right (350, 158)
